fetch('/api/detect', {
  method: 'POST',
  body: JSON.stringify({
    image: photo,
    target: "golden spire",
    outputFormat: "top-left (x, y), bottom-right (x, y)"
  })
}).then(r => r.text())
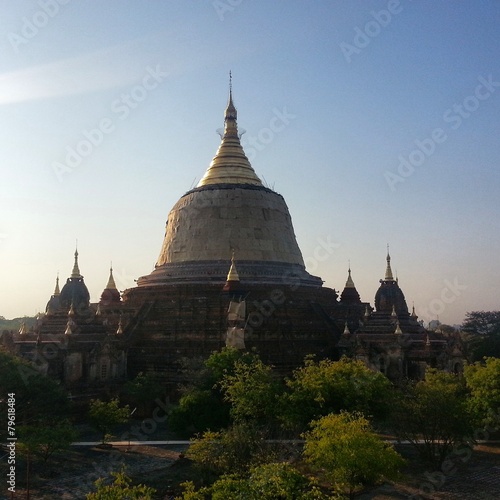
top-left (411, 303), bottom-right (418, 319)
top-left (68, 302), bottom-right (76, 318)
top-left (54, 274), bottom-right (60, 296)
top-left (71, 246), bottom-right (81, 278)
top-left (116, 316), bottom-right (123, 335)
top-left (343, 321), bottom-right (350, 335)
top-left (391, 304), bottom-right (397, 318)
top-left (385, 245), bottom-right (394, 281)
top-left (394, 320), bottom-right (402, 335)
top-left (64, 319), bottom-right (73, 335)
top-left (226, 251), bottom-right (240, 282)
top-left (197, 74), bottom-right (263, 187)
top-left (18, 321), bottom-right (28, 335)
top-left (345, 264), bottom-right (355, 289)
top-left (106, 264), bottom-right (117, 290)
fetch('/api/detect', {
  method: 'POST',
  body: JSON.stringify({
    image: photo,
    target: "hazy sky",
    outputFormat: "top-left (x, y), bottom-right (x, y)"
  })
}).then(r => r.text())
top-left (0, 0), bottom-right (499, 325)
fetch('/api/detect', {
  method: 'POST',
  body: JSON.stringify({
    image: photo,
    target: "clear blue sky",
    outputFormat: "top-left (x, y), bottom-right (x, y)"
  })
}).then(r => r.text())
top-left (0, 0), bottom-right (499, 325)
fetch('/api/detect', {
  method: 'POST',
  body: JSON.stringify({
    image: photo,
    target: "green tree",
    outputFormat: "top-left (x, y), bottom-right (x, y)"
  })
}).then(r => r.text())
top-left (280, 356), bottom-right (393, 432)
top-left (461, 311), bottom-right (500, 361)
top-left (187, 423), bottom-right (278, 475)
top-left (169, 389), bottom-right (230, 438)
top-left (464, 357), bottom-right (500, 428)
top-left (391, 370), bottom-right (475, 465)
top-left (303, 412), bottom-right (404, 499)
top-left (219, 356), bottom-right (282, 427)
top-left (179, 463), bottom-right (331, 499)
top-left (169, 347), bottom-right (262, 437)
top-left (0, 350), bottom-right (70, 441)
top-left (122, 371), bottom-right (164, 417)
top-left (18, 420), bottom-right (77, 464)
top-left (88, 398), bottom-right (130, 444)
top-left (86, 467), bottom-right (156, 499)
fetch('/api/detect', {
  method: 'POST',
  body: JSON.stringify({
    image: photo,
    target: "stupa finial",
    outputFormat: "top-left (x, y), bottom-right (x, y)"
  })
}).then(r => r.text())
top-left (385, 244), bottom-right (394, 281)
top-left (71, 243), bottom-right (81, 278)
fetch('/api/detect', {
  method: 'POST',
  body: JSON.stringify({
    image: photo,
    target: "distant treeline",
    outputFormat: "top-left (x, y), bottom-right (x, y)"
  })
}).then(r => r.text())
top-left (0, 316), bottom-right (36, 332)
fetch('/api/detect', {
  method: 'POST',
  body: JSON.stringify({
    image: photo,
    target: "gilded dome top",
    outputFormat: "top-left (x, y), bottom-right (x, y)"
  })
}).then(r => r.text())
top-left (197, 85), bottom-right (262, 187)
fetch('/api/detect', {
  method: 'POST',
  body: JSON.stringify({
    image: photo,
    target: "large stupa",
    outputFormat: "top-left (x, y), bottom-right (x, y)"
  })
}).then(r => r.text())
top-left (137, 85), bottom-right (321, 288)
top-left (122, 83), bottom-right (340, 382)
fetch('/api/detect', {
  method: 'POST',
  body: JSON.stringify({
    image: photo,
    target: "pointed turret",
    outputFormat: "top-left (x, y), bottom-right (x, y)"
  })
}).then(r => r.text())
top-left (18, 321), bottom-right (28, 335)
top-left (64, 319), bottom-right (73, 335)
top-left (71, 247), bottom-right (81, 278)
top-left (394, 320), bottom-right (402, 335)
top-left (223, 252), bottom-right (243, 295)
top-left (106, 265), bottom-right (117, 289)
top-left (343, 321), bottom-right (350, 335)
top-left (100, 264), bottom-right (121, 305)
top-left (374, 248), bottom-right (409, 315)
top-left (385, 245), bottom-right (394, 281)
top-left (46, 274), bottom-right (62, 315)
top-left (340, 265), bottom-right (361, 304)
top-left (60, 248), bottom-right (90, 311)
top-left (391, 305), bottom-right (397, 318)
top-left (116, 316), bottom-right (123, 335)
top-left (345, 267), bottom-right (355, 288)
top-left (197, 75), bottom-right (263, 187)
top-left (411, 304), bottom-right (418, 320)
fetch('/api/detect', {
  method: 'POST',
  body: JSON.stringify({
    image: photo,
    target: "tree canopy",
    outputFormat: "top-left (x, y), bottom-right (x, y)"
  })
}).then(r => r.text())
top-left (88, 398), bottom-right (130, 443)
top-left (280, 356), bottom-right (393, 431)
top-left (464, 357), bottom-right (500, 428)
top-left (303, 411), bottom-right (404, 498)
top-left (391, 370), bottom-right (475, 465)
top-left (0, 350), bottom-right (70, 441)
top-left (461, 311), bottom-right (500, 360)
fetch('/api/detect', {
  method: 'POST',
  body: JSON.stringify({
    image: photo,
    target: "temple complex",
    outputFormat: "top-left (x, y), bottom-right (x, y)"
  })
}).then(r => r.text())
top-left (2, 82), bottom-right (464, 392)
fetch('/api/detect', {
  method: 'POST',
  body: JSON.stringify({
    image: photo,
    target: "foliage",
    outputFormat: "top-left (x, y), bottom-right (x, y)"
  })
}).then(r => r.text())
top-left (204, 347), bottom-right (262, 387)
top-left (0, 350), bottom-right (70, 441)
top-left (169, 347), bottom-right (262, 437)
top-left (391, 370), bottom-right (475, 465)
top-left (86, 467), bottom-right (156, 499)
top-left (18, 420), bottom-right (77, 463)
top-left (464, 357), bottom-right (500, 428)
top-left (178, 463), bottom-right (332, 500)
top-left (88, 398), bottom-right (130, 443)
top-left (186, 422), bottom-right (279, 475)
top-left (122, 371), bottom-right (164, 416)
top-left (280, 356), bottom-right (393, 432)
top-left (169, 389), bottom-right (230, 438)
top-left (461, 311), bottom-right (500, 361)
top-left (303, 411), bottom-right (404, 498)
top-left (218, 356), bottom-right (282, 427)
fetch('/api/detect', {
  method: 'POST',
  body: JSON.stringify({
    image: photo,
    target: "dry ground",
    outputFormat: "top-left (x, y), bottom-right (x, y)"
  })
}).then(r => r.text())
top-left (1, 442), bottom-right (499, 499)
